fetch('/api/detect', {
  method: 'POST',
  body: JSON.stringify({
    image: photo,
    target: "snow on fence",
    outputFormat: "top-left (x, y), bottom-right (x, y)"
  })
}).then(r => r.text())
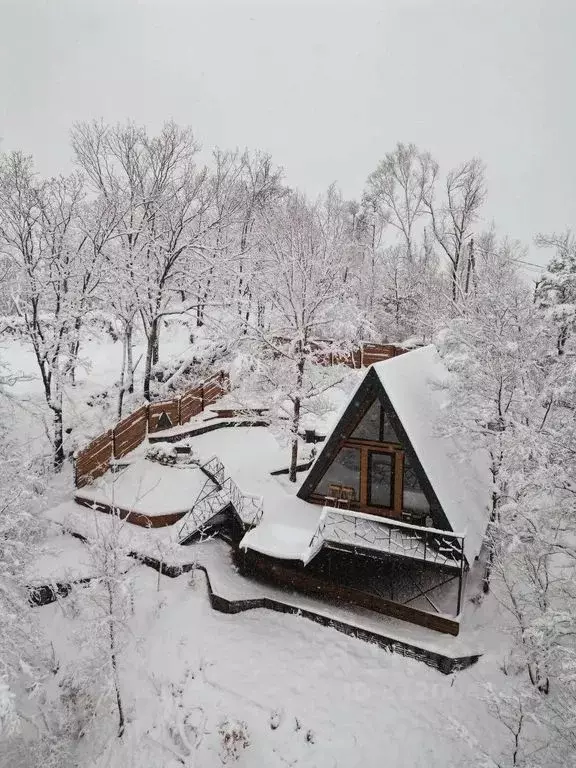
top-left (148, 399), bottom-right (180, 433)
top-left (272, 339), bottom-right (407, 368)
top-left (74, 429), bottom-right (114, 487)
top-left (74, 346), bottom-right (405, 487)
top-left (114, 406), bottom-right (148, 459)
top-left (74, 371), bottom-right (230, 488)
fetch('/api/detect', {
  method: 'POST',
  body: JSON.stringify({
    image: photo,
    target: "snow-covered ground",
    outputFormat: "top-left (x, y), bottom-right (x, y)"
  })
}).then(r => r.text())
top-left (0, 323), bottom-right (196, 457)
top-left (42, 420), bottom-right (507, 653)
top-left (31, 558), bottom-right (515, 768)
top-left (2, 332), bottom-right (522, 766)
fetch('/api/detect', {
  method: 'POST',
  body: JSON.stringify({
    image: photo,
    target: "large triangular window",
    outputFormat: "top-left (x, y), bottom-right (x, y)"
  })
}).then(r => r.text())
top-left (307, 392), bottom-right (432, 522)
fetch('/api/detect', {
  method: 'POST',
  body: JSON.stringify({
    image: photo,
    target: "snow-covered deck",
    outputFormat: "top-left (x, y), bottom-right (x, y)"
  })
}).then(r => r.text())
top-left (76, 459), bottom-right (213, 517)
top-left (239, 520), bottom-right (319, 560)
top-left (240, 505), bottom-right (465, 569)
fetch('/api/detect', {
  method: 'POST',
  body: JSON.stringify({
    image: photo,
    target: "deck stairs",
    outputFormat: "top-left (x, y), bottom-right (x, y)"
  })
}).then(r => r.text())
top-left (178, 456), bottom-right (263, 545)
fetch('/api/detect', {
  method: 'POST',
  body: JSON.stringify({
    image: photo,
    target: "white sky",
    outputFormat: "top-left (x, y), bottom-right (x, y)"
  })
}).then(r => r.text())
top-left (0, 0), bottom-right (574, 265)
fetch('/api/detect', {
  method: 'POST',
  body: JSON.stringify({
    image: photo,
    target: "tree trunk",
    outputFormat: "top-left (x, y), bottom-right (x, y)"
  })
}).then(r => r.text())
top-left (152, 319), bottom-right (160, 366)
top-left (451, 258), bottom-right (459, 303)
top-left (117, 322), bottom-right (134, 418)
top-left (196, 294), bottom-right (204, 327)
top-left (483, 453), bottom-right (502, 593)
top-left (143, 316), bottom-right (159, 401)
top-left (117, 352), bottom-right (126, 421)
top-left (108, 587), bottom-right (125, 738)
top-left (464, 238), bottom-right (476, 296)
top-left (289, 401), bottom-right (301, 484)
top-left (52, 403), bottom-right (65, 471)
top-left (257, 299), bottom-right (265, 329)
top-left (126, 323), bottom-right (134, 395)
top-left (66, 314), bottom-right (84, 385)
top-left (557, 325), bottom-right (568, 356)
top-left (243, 290), bottom-right (252, 335)
top-left (289, 354), bottom-right (306, 483)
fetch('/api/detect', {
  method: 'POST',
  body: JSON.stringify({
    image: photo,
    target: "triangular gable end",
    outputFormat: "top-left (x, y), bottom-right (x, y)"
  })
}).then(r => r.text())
top-left (157, 411), bottom-right (173, 431)
top-left (297, 367), bottom-right (452, 534)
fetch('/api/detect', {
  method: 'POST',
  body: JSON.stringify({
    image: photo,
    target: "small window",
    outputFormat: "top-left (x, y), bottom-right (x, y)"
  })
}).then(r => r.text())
top-left (382, 412), bottom-right (400, 444)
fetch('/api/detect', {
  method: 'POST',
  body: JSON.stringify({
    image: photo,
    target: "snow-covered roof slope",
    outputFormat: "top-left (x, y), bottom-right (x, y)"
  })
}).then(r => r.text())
top-left (373, 345), bottom-right (491, 560)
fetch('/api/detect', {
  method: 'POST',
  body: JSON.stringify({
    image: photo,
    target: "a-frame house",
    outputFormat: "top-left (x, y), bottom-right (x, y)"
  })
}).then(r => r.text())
top-left (298, 345), bottom-right (489, 563)
top-left (239, 346), bottom-right (490, 634)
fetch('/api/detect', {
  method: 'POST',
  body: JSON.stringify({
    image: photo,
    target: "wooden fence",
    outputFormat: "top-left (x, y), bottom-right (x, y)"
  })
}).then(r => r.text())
top-left (74, 344), bottom-right (407, 488)
top-left (74, 372), bottom-right (229, 488)
top-left (273, 339), bottom-right (407, 368)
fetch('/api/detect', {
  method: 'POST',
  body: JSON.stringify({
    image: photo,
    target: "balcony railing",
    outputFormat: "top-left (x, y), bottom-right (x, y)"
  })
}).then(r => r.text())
top-left (307, 507), bottom-right (465, 568)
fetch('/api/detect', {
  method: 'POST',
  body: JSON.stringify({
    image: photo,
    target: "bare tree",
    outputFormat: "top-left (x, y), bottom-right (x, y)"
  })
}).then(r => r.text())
top-left (72, 120), bottom-right (223, 401)
top-left (235, 150), bottom-right (286, 330)
top-left (248, 192), bottom-right (352, 481)
top-left (424, 157), bottom-right (486, 302)
top-left (0, 152), bottom-right (90, 468)
top-left (366, 142), bottom-right (437, 261)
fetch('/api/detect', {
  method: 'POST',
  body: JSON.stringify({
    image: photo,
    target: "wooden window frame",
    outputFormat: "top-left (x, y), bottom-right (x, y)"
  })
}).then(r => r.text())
top-left (309, 437), bottom-right (405, 519)
top-left (366, 450), bottom-right (394, 509)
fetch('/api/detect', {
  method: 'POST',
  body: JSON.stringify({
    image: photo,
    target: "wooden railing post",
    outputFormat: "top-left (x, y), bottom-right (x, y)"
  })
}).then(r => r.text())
top-left (456, 538), bottom-right (465, 616)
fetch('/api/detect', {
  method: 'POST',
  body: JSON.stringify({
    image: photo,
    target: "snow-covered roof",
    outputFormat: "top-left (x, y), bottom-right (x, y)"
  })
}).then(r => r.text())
top-left (372, 345), bottom-right (491, 560)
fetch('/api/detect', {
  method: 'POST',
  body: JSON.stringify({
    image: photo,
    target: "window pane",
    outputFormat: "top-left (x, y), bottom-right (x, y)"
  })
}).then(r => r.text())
top-left (314, 447), bottom-right (360, 502)
top-left (351, 399), bottom-right (381, 440)
top-left (382, 412), bottom-right (400, 444)
top-left (403, 454), bottom-right (430, 515)
top-left (368, 452), bottom-right (393, 508)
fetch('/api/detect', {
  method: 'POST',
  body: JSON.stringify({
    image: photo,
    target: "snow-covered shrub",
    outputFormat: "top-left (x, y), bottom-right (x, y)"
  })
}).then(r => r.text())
top-left (218, 719), bottom-right (250, 763)
top-left (0, 679), bottom-right (16, 738)
top-left (145, 444), bottom-right (178, 466)
top-left (179, 450), bottom-right (199, 466)
top-left (57, 672), bottom-right (98, 740)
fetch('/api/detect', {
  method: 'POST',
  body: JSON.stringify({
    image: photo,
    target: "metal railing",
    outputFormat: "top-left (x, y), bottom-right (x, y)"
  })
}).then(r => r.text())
top-left (178, 456), bottom-right (263, 543)
top-left (200, 455), bottom-right (226, 486)
top-left (307, 507), bottom-right (465, 568)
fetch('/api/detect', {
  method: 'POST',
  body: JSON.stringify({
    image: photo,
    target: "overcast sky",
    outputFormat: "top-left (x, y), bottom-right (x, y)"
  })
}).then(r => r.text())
top-left (0, 0), bottom-right (573, 266)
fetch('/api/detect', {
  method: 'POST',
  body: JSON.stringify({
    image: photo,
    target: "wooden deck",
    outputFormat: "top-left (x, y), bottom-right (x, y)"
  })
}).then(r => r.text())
top-left (237, 547), bottom-right (462, 636)
top-left (74, 495), bottom-right (189, 528)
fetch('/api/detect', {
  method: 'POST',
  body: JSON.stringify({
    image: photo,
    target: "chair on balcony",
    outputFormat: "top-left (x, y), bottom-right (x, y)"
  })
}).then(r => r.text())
top-left (325, 484), bottom-right (342, 508)
top-left (325, 484), bottom-right (355, 509)
top-left (339, 486), bottom-right (355, 508)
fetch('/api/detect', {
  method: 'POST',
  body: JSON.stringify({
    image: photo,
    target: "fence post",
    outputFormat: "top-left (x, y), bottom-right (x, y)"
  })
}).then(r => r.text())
top-left (456, 538), bottom-right (465, 617)
top-left (177, 395), bottom-right (182, 426)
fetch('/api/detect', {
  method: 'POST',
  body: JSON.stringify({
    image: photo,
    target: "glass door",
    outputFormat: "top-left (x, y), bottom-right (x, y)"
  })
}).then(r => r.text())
top-left (367, 451), bottom-right (394, 510)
